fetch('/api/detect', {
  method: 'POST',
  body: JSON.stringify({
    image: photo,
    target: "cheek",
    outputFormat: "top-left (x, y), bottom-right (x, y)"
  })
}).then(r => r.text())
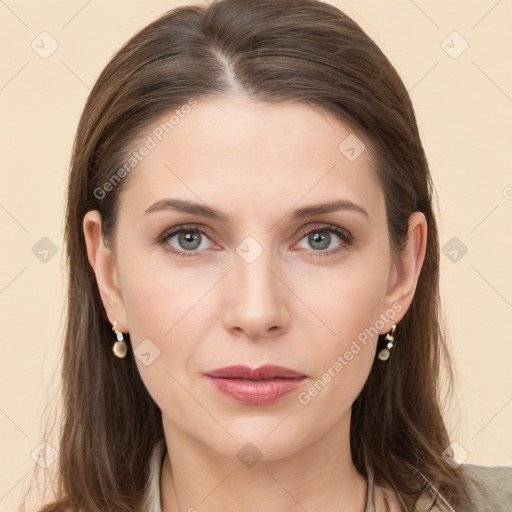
top-left (295, 288), bottom-right (382, 421)
top-left (292, 253), bottom-right (390, 403)
top-left (118, 246), bottom-right (218, 341)
top-left (121, 271), bottom-right (202, 419)
top-left (297, 252), bottom-right (390, 349)
top-left (116, 251), bottom-right (220, 398)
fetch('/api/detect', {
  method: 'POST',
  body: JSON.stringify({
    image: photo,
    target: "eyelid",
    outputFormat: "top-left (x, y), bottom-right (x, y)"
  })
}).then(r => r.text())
top-left (294, 222), bottom-right (352, 242)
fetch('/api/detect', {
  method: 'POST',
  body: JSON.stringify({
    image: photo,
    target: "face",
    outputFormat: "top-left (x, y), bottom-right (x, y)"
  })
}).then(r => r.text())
top-left (85, 95), bottom-right (424, 462)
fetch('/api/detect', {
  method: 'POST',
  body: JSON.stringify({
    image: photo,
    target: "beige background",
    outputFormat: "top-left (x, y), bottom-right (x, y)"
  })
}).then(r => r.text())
top-left (1, 0), bottom-right (511, 510)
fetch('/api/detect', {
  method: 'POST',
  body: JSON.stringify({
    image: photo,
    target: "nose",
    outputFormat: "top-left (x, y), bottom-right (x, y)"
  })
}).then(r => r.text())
top-left (222, 246), bottom-right (291, 341)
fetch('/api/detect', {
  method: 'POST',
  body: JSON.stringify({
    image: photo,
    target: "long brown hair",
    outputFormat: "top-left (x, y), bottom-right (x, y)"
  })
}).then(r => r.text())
top-left (20, 0), bottom-right (471, 510)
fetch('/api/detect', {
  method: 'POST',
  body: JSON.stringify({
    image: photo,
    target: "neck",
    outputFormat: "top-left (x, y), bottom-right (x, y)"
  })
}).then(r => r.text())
top-left (159, 411), bottom-right (368, 512)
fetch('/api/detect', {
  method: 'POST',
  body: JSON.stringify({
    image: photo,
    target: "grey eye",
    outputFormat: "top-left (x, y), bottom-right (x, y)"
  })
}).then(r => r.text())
top-left (298, 230), bottom-right (342, 251)
top-left (167, 229), bottom-right (212, 252)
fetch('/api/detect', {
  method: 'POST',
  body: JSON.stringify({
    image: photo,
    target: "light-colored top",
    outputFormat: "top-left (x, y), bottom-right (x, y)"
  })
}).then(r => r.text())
top-left (142, 438), bottom-right (512, 511)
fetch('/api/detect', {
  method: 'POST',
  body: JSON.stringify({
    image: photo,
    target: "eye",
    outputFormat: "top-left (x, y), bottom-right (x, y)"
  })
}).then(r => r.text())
top-left (157, 226), bottom-right (215, 257)
top-left (156, 223), bottom-right (353, 258)
top-left (294, 224), bottom-right (353, 257)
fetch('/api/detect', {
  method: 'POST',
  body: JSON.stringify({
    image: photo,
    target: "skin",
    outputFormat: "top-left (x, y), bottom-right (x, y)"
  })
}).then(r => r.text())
top-left (83, 94), bottom-right (427, 512)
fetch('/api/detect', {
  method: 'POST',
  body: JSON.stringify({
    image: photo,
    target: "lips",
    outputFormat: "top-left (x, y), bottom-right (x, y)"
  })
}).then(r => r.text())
top-left (204, 365), bottom-right (307, 405)
top-left (205, 364), bottom-right (306, 380)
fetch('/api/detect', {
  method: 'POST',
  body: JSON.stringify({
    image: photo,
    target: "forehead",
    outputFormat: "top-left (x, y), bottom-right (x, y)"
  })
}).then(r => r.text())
top-left (118, 96), bottom-right (382, 219)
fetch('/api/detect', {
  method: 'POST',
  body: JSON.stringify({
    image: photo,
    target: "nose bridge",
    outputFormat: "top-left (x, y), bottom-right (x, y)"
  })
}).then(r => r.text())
top-left (234, 237), bottom-right (281, 304)
top-left (224, 234), bottom-right (289, 336)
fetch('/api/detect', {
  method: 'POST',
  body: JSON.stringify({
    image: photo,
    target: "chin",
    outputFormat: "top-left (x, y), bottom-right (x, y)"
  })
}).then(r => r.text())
top-left (197, 424), bottom-right (316, 464)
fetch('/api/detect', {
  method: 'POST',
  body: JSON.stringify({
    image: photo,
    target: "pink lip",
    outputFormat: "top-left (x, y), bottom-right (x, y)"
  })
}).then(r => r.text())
top-left (205, 365), bottom-right (307, 405)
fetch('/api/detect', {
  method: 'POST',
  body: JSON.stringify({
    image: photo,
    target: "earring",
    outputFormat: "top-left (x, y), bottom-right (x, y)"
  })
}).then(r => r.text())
top-left (377, 324), bottom-right (396, 361)
top-left (112, 321), bottom-right (128, 358)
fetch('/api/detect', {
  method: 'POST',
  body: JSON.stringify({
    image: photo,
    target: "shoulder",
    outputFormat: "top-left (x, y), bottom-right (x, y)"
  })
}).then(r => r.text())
top-left (457, 463), bottom-right (512, 511)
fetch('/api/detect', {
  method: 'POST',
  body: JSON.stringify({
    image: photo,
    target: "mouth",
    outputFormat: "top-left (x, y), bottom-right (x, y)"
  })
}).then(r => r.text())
top-left (204, 365), bottom-right (307, 405)
top-left (205, 364), bottom-right (307, 380)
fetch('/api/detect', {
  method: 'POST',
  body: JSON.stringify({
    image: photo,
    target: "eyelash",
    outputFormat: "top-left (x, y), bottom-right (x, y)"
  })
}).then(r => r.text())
top-left (156, 223), bottom-right (353, 259)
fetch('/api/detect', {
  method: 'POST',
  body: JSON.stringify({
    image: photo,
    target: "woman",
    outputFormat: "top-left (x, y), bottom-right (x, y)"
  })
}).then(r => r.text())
top-left (21, 0), bottom-right (511, 511)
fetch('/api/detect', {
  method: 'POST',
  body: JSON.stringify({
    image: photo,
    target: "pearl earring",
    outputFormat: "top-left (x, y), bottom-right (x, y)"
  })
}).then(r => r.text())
top-left (377, 324), bottom-right (396, 361)
top-left (112, 321), bottom-right (128, 358)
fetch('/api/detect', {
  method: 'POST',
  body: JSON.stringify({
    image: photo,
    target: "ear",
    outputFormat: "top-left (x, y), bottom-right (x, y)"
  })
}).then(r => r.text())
top-left (82, 210), bottom-right (129, 333)
top-left (379, 211), bottom-right (427, 333)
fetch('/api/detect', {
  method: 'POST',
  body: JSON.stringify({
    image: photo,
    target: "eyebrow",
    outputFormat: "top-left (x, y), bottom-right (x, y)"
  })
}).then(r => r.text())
top-left (143, 198), bottom-right (370, 222)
